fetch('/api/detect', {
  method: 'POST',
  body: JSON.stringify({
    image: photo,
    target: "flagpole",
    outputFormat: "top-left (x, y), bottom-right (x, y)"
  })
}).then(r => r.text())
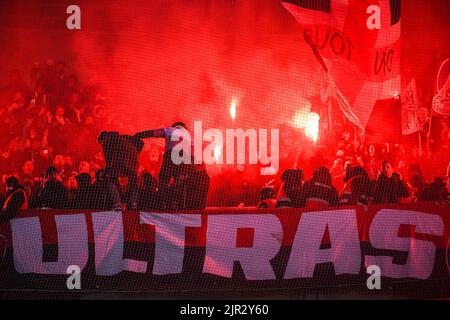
top-left (304, 33), bottom-right (328, 73)
top-left (304, 32), bottom-right (364, 133)
top-left (426, 111), bottom-right (433, 156)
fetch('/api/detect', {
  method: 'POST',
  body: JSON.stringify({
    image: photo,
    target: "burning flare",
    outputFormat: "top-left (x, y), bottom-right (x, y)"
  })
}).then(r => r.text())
top-left (291, 110), bottom-right (320, 143)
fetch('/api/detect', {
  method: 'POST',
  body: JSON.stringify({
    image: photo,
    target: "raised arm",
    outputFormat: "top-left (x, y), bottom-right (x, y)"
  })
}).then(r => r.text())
top-left (133, 128), bottom-right (166, 139)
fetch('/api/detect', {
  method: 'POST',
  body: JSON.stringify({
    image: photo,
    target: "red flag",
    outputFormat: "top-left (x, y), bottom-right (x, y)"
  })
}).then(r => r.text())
top-left (282, 0), bottom-right (401, 131)
top-left (365, 97), bottom-right (402, 144)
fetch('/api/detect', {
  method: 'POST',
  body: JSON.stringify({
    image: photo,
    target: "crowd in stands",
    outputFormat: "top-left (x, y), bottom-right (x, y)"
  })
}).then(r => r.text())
top-left (258, 161), bottom-right (448, 210)
top-left (0, 59), bottom-right (449, 218)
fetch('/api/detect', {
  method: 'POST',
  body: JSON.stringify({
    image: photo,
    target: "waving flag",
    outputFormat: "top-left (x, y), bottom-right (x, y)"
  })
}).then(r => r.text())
top-left (401, 77), bottom-right (420, 134)
top-left (282, 0), bottom-right (401, 131)
top-left (432, 58), bottom-right (450, 116)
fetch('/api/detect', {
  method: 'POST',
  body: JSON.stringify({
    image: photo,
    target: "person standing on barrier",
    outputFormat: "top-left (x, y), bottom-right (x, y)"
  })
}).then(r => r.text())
top-left (133, 122), bottom-right (190, 208)
top-left (97, 131), bottom-right (144, 210)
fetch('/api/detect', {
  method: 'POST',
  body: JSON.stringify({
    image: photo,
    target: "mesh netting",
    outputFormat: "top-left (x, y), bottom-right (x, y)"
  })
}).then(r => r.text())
top-left (0, 0), bottom-right (449, 299)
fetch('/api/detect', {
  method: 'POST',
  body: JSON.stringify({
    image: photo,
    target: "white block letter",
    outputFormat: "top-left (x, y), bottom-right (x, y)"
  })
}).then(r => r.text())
top-left (203, 214), bottom-right (283, 280)
top-left (140, 213), bottom-right (202, 275)
top-left (365, 210), bottom-right (444, 279)
top-left (11, 215), bottom-right (89, 274)
top-left (92, 212), bottom-right (147, 275)
top-left (284, 209), bottom-right (361, 279)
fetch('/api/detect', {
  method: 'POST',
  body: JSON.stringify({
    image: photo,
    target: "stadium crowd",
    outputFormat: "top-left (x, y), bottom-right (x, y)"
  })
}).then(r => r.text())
top-left (0, 59), bottom-right (449, 219)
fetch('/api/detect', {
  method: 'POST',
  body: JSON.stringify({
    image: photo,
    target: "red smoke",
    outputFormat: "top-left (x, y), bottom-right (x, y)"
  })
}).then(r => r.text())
top-left (67, 1), bottom-right (319, 135)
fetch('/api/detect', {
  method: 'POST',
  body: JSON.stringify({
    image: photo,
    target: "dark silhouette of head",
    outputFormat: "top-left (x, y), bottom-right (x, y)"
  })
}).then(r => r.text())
top-left (312, 167), bottom-right (332, 186)
top-left (431, 177), bottom-right (445, 188)
top-left (260, 187), bottom-right (275, 201)
top-left (281, 169), bottom-right (303, 184)
top-left (5, 176), bottom-right (20, 190)
top-left (76, 173), bottom-right (91, 188)
top-left (45, 166), bottom-right (58, 179)
top-left (344, 166), bottom-right (368, 182)
top-left (95, 169), bottom-right (107, 182)
top-left (97, 131), bottom-right (109, 143)
top-left (280, 169), bottom-right (304, 199)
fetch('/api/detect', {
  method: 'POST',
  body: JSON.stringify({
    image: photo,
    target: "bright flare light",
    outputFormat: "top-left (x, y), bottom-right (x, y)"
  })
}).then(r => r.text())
top-left (291, 110), bottom-right (320, 143)
top-left (230, 97), bottom-right (237, 120)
